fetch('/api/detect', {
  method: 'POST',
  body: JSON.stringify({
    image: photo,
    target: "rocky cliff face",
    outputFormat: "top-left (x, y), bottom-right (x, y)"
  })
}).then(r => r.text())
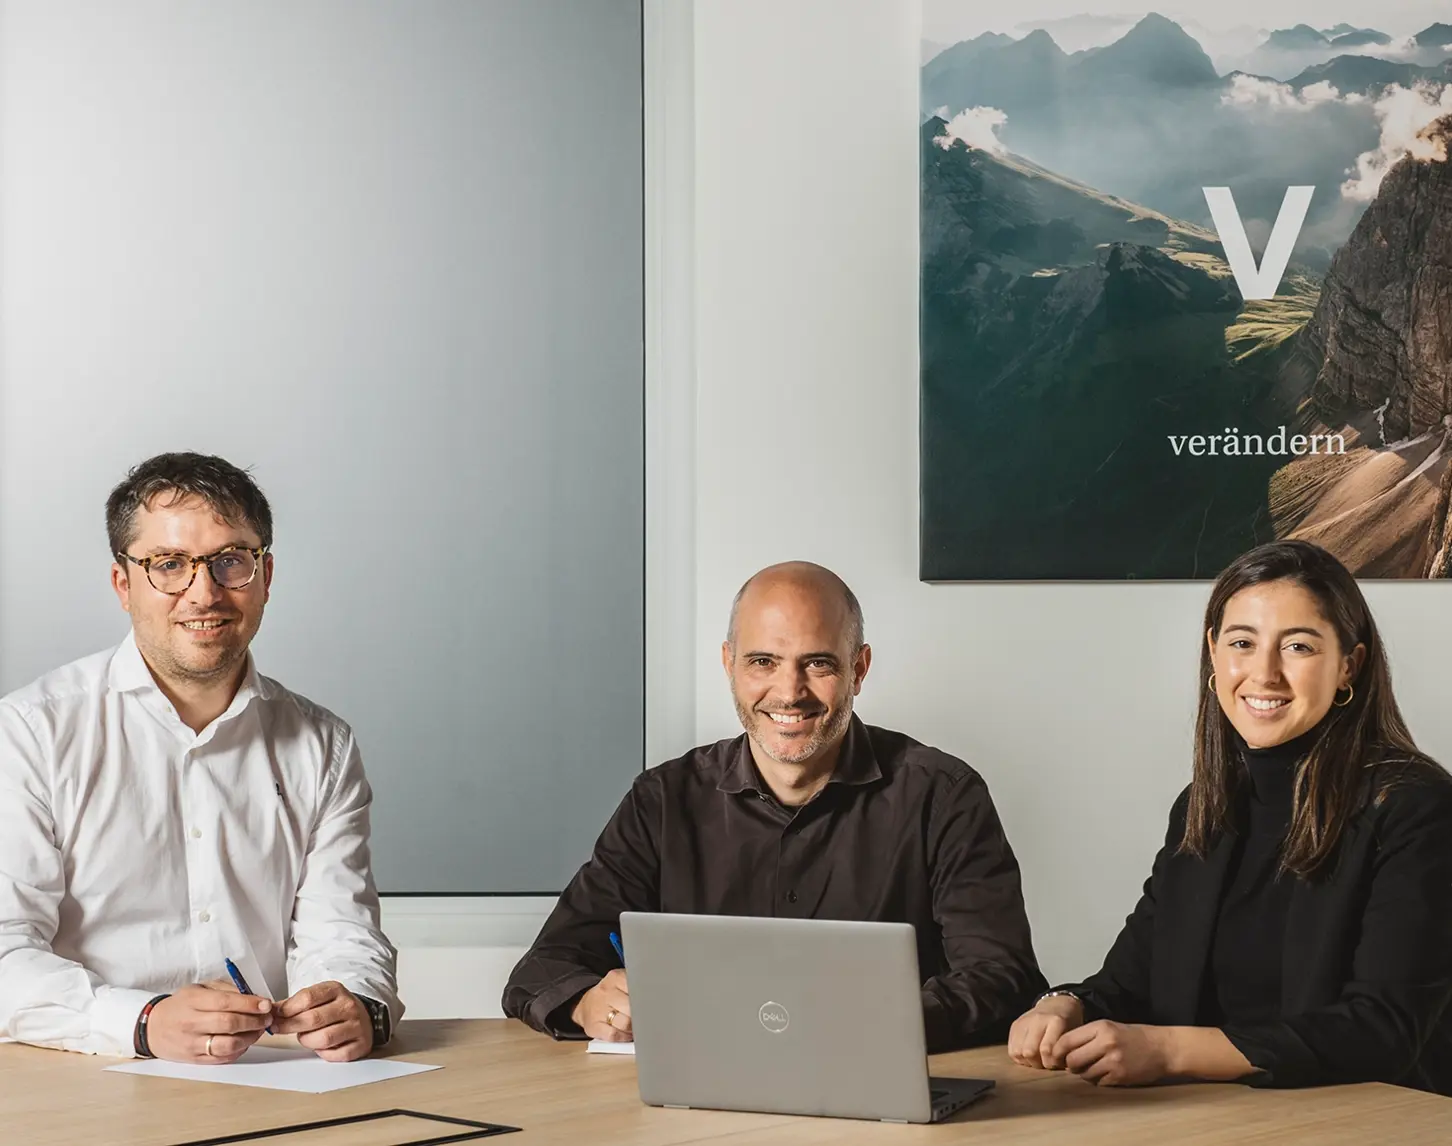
top-left (1275, 116), bottom-right (1452, 575)
top-left (1298, 115), bottom-right (1452, 443)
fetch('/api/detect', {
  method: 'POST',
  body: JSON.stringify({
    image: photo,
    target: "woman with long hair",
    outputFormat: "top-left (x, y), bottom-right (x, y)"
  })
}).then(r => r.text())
top-left (1008, 540), bottom-right (1452, 1091)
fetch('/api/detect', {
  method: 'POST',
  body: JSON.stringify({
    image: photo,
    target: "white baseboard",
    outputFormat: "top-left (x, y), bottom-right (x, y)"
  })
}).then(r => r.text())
top-left (381, 896), bottom-right (555, 1020)
top-left (395, 945), bottom-right (529, 1020)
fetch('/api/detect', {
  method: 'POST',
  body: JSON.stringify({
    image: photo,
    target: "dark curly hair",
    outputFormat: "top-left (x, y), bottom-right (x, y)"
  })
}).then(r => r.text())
top-left (106, 452), bottom-right (273, 557)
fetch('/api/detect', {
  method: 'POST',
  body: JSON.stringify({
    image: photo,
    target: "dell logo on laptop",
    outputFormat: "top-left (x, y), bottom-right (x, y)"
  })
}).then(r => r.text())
top-left (758, 1002), bottom-right (790, 1033)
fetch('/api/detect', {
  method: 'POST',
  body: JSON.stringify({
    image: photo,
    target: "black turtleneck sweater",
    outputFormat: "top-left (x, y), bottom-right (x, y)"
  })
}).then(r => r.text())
top-left (1200, 725), bottom-right (1322, 1027)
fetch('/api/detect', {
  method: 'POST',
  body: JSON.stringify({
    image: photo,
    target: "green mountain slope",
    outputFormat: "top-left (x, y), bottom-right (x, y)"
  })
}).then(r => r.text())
top-left (921, 119), bottom-right (1320, 579)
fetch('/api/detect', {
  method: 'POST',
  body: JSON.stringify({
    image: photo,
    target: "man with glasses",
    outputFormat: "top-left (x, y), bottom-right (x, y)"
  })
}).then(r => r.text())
top-left (0, 453), bottom-right (399, 1064)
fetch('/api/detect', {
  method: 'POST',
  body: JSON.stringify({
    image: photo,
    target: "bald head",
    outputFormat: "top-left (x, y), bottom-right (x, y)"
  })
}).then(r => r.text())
top-left (726, 562), bottom-right (864, 653)
top-left (723, 562), bottom-right (870, 774)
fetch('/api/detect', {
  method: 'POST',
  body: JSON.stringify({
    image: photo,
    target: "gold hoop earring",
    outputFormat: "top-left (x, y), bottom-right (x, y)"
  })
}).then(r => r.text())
top-left (1333, 684), bottom-right (1354, 708)
top-left (1206, 673), bottom-right (1216, 691)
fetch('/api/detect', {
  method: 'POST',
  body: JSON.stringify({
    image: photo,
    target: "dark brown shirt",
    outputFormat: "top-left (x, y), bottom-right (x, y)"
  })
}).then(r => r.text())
top-left (502, 717), bottom-right (1045, 1052)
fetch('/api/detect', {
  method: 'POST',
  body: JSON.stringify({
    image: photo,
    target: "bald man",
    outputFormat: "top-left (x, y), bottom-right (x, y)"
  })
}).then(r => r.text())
top-left (502, 562), bottom-right (1045, 1052)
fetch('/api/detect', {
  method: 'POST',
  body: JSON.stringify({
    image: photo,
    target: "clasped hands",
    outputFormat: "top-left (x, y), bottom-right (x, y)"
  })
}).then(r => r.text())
top-left (1008, 995), bottom-right (1171, 1087)
top-left (146, 979), bottom-right (374, 1065)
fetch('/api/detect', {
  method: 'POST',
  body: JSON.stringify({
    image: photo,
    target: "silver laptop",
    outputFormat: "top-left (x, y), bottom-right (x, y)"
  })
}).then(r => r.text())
top-left (620, 912), bottom-right (994, 1124)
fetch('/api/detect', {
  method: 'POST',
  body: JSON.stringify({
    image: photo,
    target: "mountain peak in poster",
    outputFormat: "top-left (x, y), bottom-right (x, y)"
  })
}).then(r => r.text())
top-left (920, 2), bottom-right (1452, 580)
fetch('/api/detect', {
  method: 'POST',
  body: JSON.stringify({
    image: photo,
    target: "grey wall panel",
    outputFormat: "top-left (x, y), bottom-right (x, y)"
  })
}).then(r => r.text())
top-left (0, 0), bottom-right (644, 892)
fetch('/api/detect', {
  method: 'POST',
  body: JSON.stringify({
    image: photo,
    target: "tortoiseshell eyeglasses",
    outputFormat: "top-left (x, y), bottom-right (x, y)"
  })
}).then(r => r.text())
top-left (117, 546), bottom-right (268, 595)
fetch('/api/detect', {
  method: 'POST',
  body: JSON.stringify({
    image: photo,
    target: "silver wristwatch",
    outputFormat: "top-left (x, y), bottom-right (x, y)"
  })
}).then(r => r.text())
top-left (1035, 988), bottom-right (1082, 1006)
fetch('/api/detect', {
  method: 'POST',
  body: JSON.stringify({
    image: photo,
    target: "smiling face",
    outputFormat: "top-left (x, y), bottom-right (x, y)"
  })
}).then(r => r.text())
top-left (111, 493), bottom-right (273, 691)
top-left (722, 570), bottom-right (870, 770)
top-left (1208, 578), bottom-right (1364, 749)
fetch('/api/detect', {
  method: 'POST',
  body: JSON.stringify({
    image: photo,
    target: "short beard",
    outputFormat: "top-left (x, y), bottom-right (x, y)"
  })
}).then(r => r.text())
top-left (147, 636), bottom-right (248, 686)
top-left (736, 693), bottom-right (854, 766)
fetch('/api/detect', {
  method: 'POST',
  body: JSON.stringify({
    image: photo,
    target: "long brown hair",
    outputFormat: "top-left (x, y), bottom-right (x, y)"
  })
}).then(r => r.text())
top-left (1183, 540), bottom-right (1442, 878)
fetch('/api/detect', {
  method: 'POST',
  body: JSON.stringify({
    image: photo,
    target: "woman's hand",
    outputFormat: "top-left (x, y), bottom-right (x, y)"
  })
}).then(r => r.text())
top-left (1055, 1020), bottom-right (1171, 1086)
top-left (1007, 993), bottom-right (1085, 1069)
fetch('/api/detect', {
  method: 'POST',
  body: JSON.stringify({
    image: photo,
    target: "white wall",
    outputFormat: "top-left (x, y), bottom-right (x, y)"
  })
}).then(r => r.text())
top-left (645, 0), bottom-right (700, 767)
top-left (686, 0), bottom-right (1452, 986)
top-left (382, 898), bottom-right (553, 1019)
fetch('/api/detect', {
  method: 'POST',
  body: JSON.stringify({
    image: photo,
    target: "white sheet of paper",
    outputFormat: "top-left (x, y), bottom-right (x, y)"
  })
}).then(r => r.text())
top-left (104, 1045), bottom-right (442, 1093)
top-left (587, 1039), bottom-right (635, 1055)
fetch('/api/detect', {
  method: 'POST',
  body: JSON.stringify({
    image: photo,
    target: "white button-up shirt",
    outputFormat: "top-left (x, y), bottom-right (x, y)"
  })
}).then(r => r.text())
top-left (0, 633), bottom-right (401, 1055)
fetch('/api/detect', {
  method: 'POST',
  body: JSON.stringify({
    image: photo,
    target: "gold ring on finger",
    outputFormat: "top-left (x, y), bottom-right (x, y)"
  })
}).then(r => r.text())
top-left (605, 1008), bottom-right (617, 1028)
top-left (206, 1035), bottom-right (216, 1057)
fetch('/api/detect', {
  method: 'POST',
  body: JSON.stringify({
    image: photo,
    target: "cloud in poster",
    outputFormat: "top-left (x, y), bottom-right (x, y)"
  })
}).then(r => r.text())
top-left (1221, 75), bottom-right (1360, 111)
top-left (1324, 35), bottom-right (1424, 62)
top-left (1343, 82), bottom-right (1452, 200)
top-left (933, 105), bottom-right (1008, 153)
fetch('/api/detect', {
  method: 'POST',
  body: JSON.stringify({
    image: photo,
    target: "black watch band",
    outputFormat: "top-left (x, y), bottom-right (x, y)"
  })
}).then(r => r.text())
top-left (355, 993), bottom-right (391, 1048)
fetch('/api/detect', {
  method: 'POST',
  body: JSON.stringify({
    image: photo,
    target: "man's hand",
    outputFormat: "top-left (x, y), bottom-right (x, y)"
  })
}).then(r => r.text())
top-left (1055, 1020), bottom-right (1171, 1086)
top-left (1007, 994), bottom-right (1085, 1070)
top-left (270, 981), bottom-right (374, 1062)
top-left (145, 982), bottom-right (275, 1064)
top-left (571, 969), bottom-right (632, 1042)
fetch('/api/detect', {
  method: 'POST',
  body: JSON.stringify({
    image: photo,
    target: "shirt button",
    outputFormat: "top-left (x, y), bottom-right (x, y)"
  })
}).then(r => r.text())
top-left (785, 890), bottom-right (798, 904)
top-left (190, 827), bottom-right (202, 840)
top-left (198, 911), bottom-right (211, 923)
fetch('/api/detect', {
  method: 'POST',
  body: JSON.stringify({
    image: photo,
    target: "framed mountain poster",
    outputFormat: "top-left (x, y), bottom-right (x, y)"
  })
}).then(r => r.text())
top-left (919, 3), bottom-right (1452, 579)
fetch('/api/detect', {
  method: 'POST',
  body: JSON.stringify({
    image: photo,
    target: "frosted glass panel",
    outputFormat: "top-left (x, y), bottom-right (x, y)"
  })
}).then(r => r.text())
top-left (0, 0), bottom-right (645, 892)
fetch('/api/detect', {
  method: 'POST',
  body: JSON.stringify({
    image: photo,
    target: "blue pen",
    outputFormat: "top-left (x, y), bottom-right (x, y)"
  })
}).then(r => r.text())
top-left (224, 957), bottom-right (273, 1034)
top-left (608, 931), bottom-right (626, 967)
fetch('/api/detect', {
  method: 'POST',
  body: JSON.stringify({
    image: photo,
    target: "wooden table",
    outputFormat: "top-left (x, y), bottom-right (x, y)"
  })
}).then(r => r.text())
top-left (2, 1020), bottom-right (1447, 1145)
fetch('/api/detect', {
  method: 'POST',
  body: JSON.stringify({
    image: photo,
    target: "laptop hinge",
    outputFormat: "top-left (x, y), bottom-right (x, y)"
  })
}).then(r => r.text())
top-left (664, 1105), bottom-right (691, 1110)
top-left (880, 1119), bottom-right (909, 1124)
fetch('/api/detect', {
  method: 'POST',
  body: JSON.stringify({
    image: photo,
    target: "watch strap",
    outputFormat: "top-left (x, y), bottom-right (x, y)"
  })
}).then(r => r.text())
top-left (355, 993), bottom-right (391, 1048)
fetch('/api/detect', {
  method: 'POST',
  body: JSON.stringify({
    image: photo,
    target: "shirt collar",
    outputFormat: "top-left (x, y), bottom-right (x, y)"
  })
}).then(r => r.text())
top-left (106, 629), bottom-right (272, 707)
top-left (716, 714), bottom-right (883, 795)
top-left (229, 655), bottom-right (269, 707)
top-left (106, 630), bottom-right (153, 693)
